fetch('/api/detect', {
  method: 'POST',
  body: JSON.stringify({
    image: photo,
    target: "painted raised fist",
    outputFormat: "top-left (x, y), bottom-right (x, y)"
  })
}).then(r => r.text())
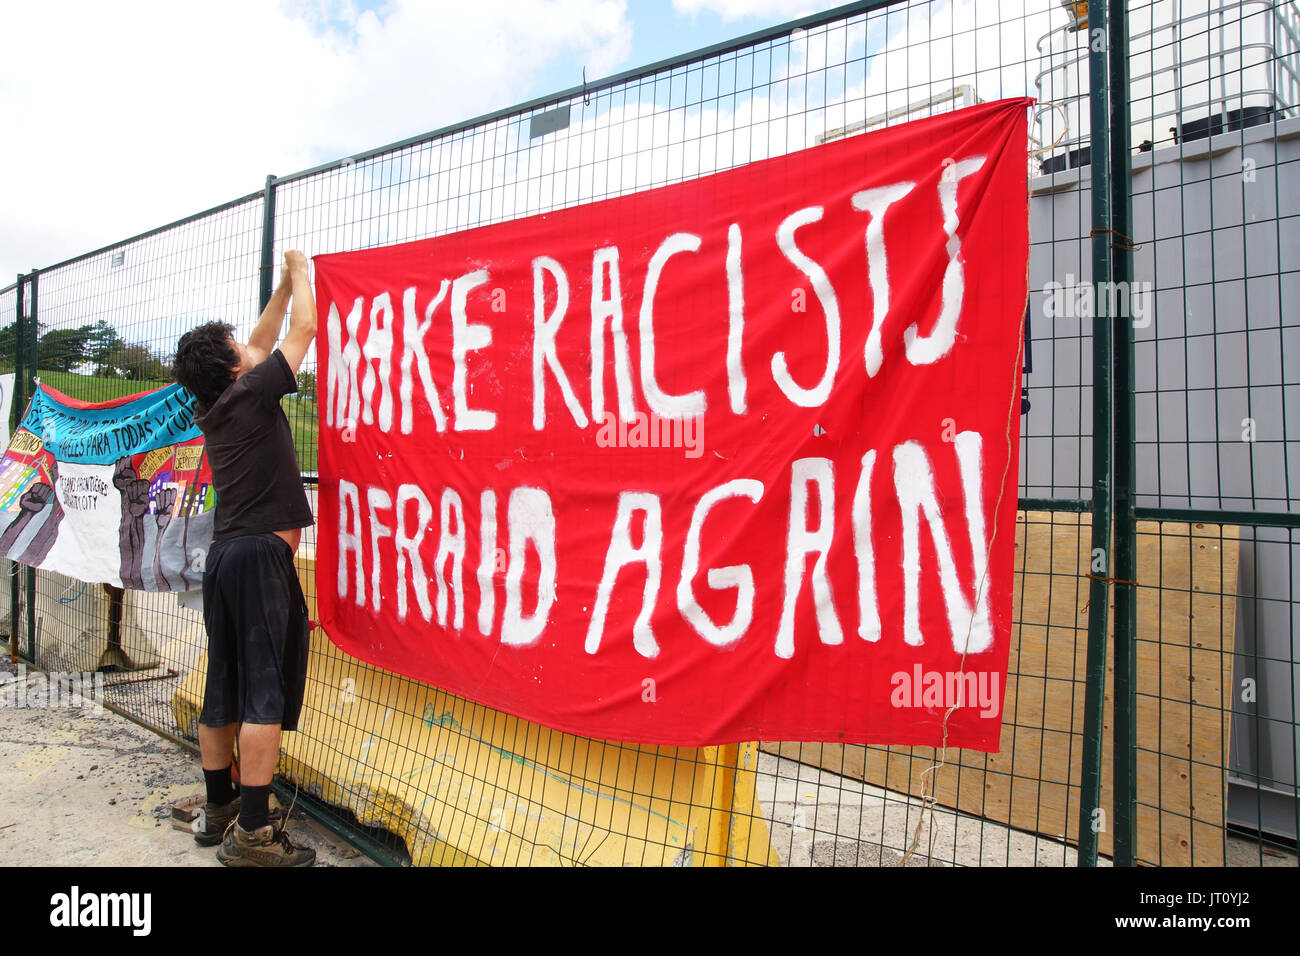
top-left (18, 483), bottom-right (52, 513)
top-left (154, 486), bottom-right (177, 527)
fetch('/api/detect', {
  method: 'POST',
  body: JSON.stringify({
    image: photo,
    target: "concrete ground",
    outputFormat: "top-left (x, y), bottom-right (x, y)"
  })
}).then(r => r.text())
top-left (0, 652), bottom-right (375, 867)
top-left (755, 750), bottom-right (1094, 866)
top-left (753, 750), bottom-right (1294, 867)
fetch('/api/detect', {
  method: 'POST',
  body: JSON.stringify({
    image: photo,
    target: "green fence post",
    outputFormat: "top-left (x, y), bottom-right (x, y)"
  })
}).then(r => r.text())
top-left (1077, 0), bottom-right (1115, 867)
top-left (23, 270), bottom-right (38, 665)
top-left (9, 274), bottom-right (24, 663)
top-left (1107, 0), bottom-right (1138, 867)
top-left (259, 174), bottom-right (278, 312)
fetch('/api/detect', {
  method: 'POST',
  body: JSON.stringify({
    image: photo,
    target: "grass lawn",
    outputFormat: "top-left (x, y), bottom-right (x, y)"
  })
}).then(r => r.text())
top-left (35, 368), bottom-right (169, 401)
top-left (281, 394), bottom-right (320, 473)
top-left (31, 369), bottom-right (320, 472)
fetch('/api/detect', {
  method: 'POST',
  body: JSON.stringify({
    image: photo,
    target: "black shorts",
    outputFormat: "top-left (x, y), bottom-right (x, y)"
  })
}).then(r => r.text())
top-left (199, 533), bottom-right (310, 732)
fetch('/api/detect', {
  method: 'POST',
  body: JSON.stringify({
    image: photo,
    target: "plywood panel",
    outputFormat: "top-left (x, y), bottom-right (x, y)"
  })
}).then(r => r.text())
top-left (1132, 519), bottom-right (1238, 865)
top-left (764, 512), bottom-right (1238, 865)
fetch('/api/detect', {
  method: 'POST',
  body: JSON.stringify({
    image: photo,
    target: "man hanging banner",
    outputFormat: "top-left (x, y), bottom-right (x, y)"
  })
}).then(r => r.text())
top-left (0, 382), bottom-right (213, 591)
top-left (314, 97), bottom-right (1031, 750)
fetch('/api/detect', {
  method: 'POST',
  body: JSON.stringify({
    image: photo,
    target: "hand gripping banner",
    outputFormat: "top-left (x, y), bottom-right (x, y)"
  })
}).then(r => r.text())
top-left (0, 382), bottom-right (213, 591)
top-left (315, 98), bottom-right (1031, 749)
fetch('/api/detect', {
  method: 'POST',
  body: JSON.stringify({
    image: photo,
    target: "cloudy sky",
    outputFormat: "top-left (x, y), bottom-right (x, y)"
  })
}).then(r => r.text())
top-left (0, 0), bottom-right (846, 284)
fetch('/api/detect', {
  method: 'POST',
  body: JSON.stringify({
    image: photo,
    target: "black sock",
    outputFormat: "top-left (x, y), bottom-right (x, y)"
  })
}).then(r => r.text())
top-left (238, 784), bottom-right (271, 831)
top-left (203, 765), bottom-right (237, 806)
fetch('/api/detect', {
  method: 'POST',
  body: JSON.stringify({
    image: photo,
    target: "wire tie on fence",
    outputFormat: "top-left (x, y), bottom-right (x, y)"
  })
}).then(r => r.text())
top-left (1080, 573), bottom-right (1140, 612)
top-left (582, 66), bottom-right (591, 106)
top-left (1086, 572), bottom-right (1140, 587)
top-left (1088, 227), bottom-right (1141, 251)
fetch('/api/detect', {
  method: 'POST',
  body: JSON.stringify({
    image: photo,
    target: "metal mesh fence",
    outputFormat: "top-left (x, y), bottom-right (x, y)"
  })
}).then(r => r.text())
top-left (1119, 0), bottom-right (1299, 865)
top-left (4, 198), bottom-right (265, 750)
top-left (2, 0), bottom-right (1296, 866)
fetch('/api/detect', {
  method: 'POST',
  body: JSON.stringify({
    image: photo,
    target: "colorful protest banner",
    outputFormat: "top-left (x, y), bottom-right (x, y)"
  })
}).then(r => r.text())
top-left (313, 98), bottom-right (1031, 749)
top-left (0, 382), bottom-right (213, 591)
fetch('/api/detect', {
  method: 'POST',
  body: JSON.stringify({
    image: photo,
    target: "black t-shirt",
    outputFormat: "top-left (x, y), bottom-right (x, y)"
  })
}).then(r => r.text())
top-left (193, 349), bottom-right (314, 541)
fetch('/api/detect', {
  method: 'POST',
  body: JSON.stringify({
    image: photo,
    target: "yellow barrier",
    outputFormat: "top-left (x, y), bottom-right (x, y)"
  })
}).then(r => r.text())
top-left (172, 558), bottom-right (778, 866)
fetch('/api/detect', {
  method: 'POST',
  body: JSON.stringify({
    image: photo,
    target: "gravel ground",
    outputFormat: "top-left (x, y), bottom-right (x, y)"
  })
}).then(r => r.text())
top-left (0, 653), bottom-right (375, 867)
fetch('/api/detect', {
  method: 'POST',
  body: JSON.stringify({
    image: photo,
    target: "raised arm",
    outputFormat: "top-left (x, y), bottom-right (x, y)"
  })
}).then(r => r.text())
top-left (278, 250), bottom-right (317, 374)
top-left (246, 267), bottom-right (292, 364)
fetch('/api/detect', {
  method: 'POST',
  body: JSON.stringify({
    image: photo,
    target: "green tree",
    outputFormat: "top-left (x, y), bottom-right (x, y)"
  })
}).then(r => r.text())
top-left (87, 320), bottom-right (127, 370)
top-left (296, 370), bottom-right (317, 400)
top-left (0, 323), bottom-right (17, 371)
top-left (0, 320), bottom-right (49, 370)
top-left (37, 326), bottom-right (95, 372)
top-left (103, 343), bottom-right (169, 381)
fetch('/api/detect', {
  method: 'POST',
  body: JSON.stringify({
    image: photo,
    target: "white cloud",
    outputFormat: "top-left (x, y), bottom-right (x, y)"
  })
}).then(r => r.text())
top-left (671, 0), bottom-right (820, 21)
top-left (315, 0), bottom-right (631, 157)
top-left (0, 0), bottom-right (633, 283)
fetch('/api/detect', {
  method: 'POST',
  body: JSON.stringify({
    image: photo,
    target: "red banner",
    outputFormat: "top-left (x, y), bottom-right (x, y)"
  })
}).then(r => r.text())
top-left (314, 98), bottom-right (1030, 750)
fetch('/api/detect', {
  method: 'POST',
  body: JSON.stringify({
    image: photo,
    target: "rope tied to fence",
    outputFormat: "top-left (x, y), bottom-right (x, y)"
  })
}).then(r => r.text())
top-left (1085, 572), bottom-right (1140, 587)
top-left (1089, 227), bottom-right (1142, 251)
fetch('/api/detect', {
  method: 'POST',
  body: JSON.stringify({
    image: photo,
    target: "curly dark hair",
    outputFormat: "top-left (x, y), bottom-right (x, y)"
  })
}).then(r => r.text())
top-left (173, 321), bottom-right (239, 409)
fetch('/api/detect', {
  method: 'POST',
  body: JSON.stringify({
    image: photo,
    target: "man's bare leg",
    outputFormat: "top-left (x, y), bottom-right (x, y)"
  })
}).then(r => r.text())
top-left (236, 723), bottom-right (281, 787)
top-left (194, 721), bottom-right (241, 845)
top-left (198, 722), bottom-right (236, 771)
top-left (232, 722), bottom-right (282, 839)
top-left (221, 716), bottom-right (311, 863)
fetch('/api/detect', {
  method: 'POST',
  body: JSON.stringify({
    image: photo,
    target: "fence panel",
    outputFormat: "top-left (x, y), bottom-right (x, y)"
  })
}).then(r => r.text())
top-left (14, 198), bottom-right (263, 743)
top-left (265, 0), bottom-right (1099, 867)
top-left (4, 0), bottom-right (1295, 866)
top-left (1121, 0), bottom-right (1299, 865)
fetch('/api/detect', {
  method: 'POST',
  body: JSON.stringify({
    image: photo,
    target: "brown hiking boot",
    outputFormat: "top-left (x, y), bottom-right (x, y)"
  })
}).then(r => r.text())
top-left (216, 821), bottom-right (316, 867)
top-left (193, 794), bottom-right (283, 847)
